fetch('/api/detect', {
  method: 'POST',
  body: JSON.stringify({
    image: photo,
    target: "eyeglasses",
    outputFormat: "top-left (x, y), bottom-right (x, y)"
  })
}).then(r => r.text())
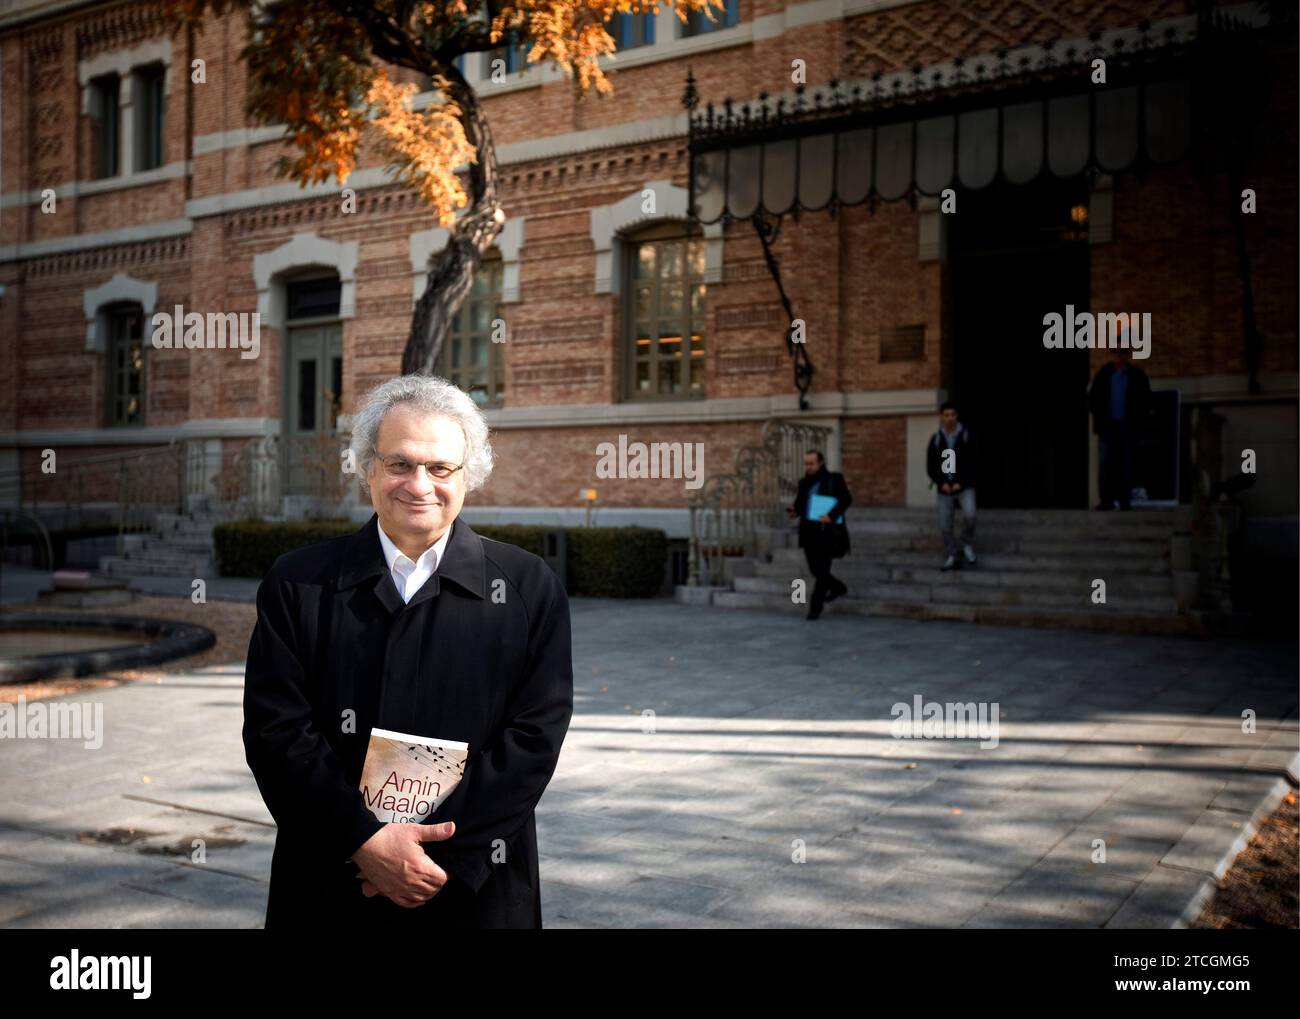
top-left (373, 453), bottom-right (465, 481)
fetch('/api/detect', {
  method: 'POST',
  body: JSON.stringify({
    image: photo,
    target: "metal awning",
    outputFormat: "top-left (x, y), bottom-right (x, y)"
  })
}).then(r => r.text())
top-left (686, 24), bottom-right (1200, 223)
top-left (679, 10), bottom-right (1290, 405)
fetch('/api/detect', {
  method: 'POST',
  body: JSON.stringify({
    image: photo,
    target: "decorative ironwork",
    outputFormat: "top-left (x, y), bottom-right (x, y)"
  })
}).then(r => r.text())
top-left (684, 7), bottom-right (1285, 401)
top-left (0, 430), bottom-right (363, 575)
top-left (282, 433), bottom-right (355, 511)
top-left (688, 418), bottom-right (831, 587)
top-left (224, 435), bottom-right (282, 519)
top-left (689, 22), bottom-right (1198, 144)
top-left (686, 22), bottom-right (1201, 223)
top-left (1188, 405), bottom-right (1235, 613)
top-left (0, 443), bottom-right (189, 554)
top-left (222, 432), bottom-right (357, 519)
top-left (113, 442), bottom-right (190, 553)
top-left (0, 509), bottom-right (55, 573)
top-left (752, 210), bottom-right (815, 410)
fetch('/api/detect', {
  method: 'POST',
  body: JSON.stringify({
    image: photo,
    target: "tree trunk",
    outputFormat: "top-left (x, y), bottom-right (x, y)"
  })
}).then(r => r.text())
top-left (401, 75), bottom-right (503, 377)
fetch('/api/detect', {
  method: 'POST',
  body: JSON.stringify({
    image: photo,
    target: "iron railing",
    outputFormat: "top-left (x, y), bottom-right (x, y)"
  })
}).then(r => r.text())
top-left (0, 442), bottom-right (189, 555)
top-left (688, 418), bottom-right (831, 587)
top-left (0, 431), bottom-right (359, 567)
top-left (221, 432), bottom-right (355, 518)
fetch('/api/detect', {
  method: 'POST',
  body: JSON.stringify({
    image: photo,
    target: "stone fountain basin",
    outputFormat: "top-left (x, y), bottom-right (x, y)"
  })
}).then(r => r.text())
top-left (0, 613), bottom-right (216, 683)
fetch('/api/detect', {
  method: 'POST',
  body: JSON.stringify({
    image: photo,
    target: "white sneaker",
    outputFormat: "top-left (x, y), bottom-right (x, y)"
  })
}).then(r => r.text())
top-left (963, 544), bottom-right (977, 565)
top-left (941, 555), bottom-right (958, 572)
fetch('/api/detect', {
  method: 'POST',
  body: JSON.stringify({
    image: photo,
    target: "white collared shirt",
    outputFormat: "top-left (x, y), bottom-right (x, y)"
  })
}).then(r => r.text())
top-left (376, 521), bottom-right (453, 603)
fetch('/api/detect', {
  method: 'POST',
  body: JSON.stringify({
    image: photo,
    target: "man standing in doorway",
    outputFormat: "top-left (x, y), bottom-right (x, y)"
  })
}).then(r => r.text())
top-left (926, 401), bottom-right (979, 571)
top-left (787, 449), bottom-right (852, 620)
top-left (1088, 345), bottom-right (1152, 511)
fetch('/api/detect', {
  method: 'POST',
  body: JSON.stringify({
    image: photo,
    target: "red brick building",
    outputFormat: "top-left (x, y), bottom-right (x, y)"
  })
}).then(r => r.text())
top-left (1, 1), bottom-right (1295, 572)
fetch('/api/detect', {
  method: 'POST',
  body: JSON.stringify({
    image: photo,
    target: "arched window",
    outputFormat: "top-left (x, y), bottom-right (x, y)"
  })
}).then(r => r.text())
top-left (447, 256), bottom-right (505, 407)
top-left (103, 302), bottom-right (145, 426)
top-left (623, 224), bottom-right (706, 400)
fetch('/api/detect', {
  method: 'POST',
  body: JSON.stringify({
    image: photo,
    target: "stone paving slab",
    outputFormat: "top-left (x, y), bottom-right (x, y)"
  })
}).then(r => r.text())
top-left (0, 599), bottom-right (1295, 928)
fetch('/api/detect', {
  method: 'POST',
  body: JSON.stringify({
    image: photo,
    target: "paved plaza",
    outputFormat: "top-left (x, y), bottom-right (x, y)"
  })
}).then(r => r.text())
top-left (0, 599), bottom-right (1295, 928)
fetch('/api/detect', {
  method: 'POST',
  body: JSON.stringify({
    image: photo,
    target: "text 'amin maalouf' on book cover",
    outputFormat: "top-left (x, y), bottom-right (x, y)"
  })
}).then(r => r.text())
top-left (360, 727), bottom-right (469, 824)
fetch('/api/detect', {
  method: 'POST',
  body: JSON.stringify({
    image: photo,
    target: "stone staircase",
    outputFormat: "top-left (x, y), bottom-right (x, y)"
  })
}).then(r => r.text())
top-left (682, 507), bottom-right (1205, 634)
top-left (97, 508), bottom-right (229, 580)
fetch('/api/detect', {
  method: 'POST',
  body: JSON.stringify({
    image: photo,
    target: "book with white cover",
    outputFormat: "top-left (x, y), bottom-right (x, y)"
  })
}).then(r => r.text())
top-left (359, 727), bottom-right (469, 824)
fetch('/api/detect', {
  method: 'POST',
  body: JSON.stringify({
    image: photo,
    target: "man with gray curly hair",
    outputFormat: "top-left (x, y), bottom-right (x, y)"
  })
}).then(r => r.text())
top-left (243, 373), bottom-right (573, 929)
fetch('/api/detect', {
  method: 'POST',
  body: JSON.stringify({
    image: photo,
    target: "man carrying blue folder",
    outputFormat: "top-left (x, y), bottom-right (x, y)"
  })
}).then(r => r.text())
top-left (786, 449), bottom-right (853, 620)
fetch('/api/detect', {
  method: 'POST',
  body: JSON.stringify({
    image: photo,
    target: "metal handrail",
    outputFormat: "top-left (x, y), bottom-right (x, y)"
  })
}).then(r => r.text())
top-left (0, 508), bottom-right (55, 572)
top-left (0, 428), bottom-right (367, 595)
top-left (219, 430), bottom-right (354, 520)
top-left (0, 442), bottom-right (191, 557)
top-left (0, 431), bottom-right (360, 570)
top-left (688, 418), bottom-right (830, 586)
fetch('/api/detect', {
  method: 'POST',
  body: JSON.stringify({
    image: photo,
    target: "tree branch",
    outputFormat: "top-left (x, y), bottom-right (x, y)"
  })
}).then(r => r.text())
top-left (321, 0), bottom-right (427, 72)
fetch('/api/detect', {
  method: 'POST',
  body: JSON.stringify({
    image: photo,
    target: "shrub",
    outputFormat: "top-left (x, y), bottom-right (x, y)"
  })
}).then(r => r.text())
top-left (215, 519), bottom-right (667, 598)
top-left (213, 518), bottom-right (354, 578)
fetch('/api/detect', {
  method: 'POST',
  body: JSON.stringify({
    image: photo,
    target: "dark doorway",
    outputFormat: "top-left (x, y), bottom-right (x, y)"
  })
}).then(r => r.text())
top-left (948, 178), bottom-right (1091, 508)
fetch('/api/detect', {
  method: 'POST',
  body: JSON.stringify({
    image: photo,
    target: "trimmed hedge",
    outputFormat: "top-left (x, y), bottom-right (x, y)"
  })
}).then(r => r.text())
top-left (478, 525), bottom-right (667, 599)
top-left (214, 518), bottom-right (355, 579)
top-left (214, 518), bottom-right (667, 598)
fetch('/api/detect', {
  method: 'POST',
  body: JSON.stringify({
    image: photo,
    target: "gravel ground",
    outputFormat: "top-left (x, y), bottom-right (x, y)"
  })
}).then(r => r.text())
top-left (1193, 789), bottom-right (1299, 929)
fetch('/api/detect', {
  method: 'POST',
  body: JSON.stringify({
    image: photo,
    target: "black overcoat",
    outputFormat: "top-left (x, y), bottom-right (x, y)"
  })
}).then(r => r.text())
top-left (791, 469), bottom-right (853, 552)
top-left (242, 513), bottom-right (573, 929)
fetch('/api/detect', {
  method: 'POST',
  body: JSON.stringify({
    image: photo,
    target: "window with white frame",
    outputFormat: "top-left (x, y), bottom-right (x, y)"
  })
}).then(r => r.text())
top-left (679, 0), bottom-right (740, 37)
top-left (488, 31), bottom-right (529, 76)
top-left (83, 50), bottom-right (169, 178)
top-left (624, 225), bottom-right (706, 400)
top-left (608, 10), bottom-right (656, 50)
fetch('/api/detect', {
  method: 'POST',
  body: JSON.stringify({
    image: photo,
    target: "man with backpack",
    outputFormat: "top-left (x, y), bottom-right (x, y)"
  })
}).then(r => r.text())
top-left (926, 401), bottom-right (978, 572)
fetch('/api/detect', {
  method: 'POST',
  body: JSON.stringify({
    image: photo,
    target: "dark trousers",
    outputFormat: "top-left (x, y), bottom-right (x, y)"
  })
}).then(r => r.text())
top-left (801, 524), bottom-right (846, 611)
top-left (1098, 421), bottom-right (1134, 510)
